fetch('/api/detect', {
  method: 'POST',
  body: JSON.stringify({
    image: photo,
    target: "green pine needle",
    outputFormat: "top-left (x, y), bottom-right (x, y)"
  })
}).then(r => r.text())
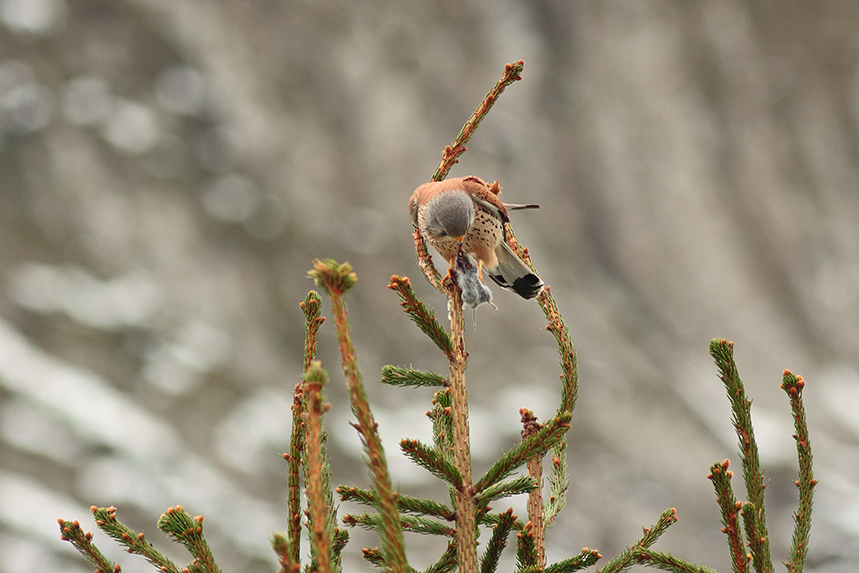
top-left (425, 542), bottom-right (458, 573)
top-left (400, 438), bottom-right (463, 489)
top-left (344, 513), bottom-right (455, 537)
top-left (388, 275), bottom-right (454, 356)
top-left (631, 548), bottom-right (719, 573)
top-left (480, 510), bottom-right (517, 573)
top-left (338, 485), bottom-right (453, 520)
top-left (474, 475), bottom-right (538, 507)
top-left (474, 412), bottom-right (571, 494)
top-left (382, 365), bottom-right (447, 387)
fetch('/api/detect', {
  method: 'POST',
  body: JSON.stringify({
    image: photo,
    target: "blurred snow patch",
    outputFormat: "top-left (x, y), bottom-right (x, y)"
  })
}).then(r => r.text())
top-left (62, 76), bottom-right (114, 127)
top-left (78, 456), bottom-right (170, 511)
top-left (102, 99), bottom-right (159, 155)
top-left (813, 259), bottom-right (859, 310)
top-left (0, 399), bottom-right (84, 463)
top-left (8, 263), bottom-right (163, 329)
top-left (744, 406), bottom-right (796, 466)
top-left (0, 0), bottom-right (66, 35)
top-left (215, 388), bottom-right (293, 473)
top-left (202, 174), bottom-right (261, 223)
top-left (143, 319), bottom-right (231, 394)
top-left (820, 365), bottom-right (859, 439)
top-left (331, 403), bottom-right (439, 486)
top-left (0, 317), bottom-right (182, 460)
top-left (0, 60), bottom-right (52, 132)
top-left (0, 471), bottom-right (91, 544)
top-left (498, 385), bottom-right (557, 429)
top-left (0, 533), bottom-right (87, 573)
top-left (339, 207), bottom-right (388, 255)
top-left (156, 65), bottom-right (208, 116)
top-left (3, 81), bottom-right (52, 131)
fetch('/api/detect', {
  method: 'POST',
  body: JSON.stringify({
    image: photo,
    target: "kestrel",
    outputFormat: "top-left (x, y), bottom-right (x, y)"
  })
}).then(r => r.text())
top-left (409, 176), bottom-right (543, 299)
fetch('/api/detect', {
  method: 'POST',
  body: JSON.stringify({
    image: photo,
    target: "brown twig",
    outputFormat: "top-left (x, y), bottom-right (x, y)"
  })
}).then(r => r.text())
top-left (308, 260), bottom-right (408, 573)
top-left (58, 517), bottom-right (120, 573)
top-left (431, 61), bottom-right (525, 182)
top-left (707, 460), bottom-right (747, 573)
top-left (506, 225), bottom-right (576, 525)
top-left (781, 370), bottom-right (816, 573)
top-left (520, 408), bottom-right (545, 569)
top-left (443, 273), bottom-right (478, 573)
top-left (709, 339), bottom-right (773, 573)
top-left (416, 61), bottom-right (526, 290)
top-left (303, 361), bottom-right (333, 573)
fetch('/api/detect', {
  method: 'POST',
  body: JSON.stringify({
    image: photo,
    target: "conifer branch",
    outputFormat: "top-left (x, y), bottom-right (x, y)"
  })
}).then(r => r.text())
top-left (707, 460), bottom-right (746, 573)
top-left (333, 528), bottom-right (350, 558)
top-left (282, 382), bottom-right (305, 568)
top-left (344, 513), bottom-right (456, 537)
top-left (338, 486), bottom-right (454, 520)
top-left (425, 542), bottom-right (458, 573)
top-left (58, 516), bottom-right (121, 573)
top-left (278, 291), bottom-right (324, 568)
top-left (308, 259), bottom-right (409, 573)
top-left (544, 445), bottom-right (569, 526)
top-left (521, 408), bottom-right (546, 568)
top-left (431, 60), bottom-right (525, 182)
top-left (401, 438), bottom-right (464, 488)
top-left (382, 365), bottom-right (448, 388)
top-left (597, 509), bottom-right (678, 573)
top-left (506, 226), bottom-right (577, 525)
top-left (630, 548), bottom-right (719, 573)
top-left (362, 547), bottom-right (388, 569)
top-left (272, 533), bottom-right (301, 573)
top-left (541, 548), bottom-right (603, 573)
top-left (429, 388), bottom-right (454, 458)
top-left (157, 505), bottom-right (221, 573)
top-left (739, 502), bottom-right (768, 573)
top-left (301, 290), bottom-right (326, 371)
top-left (709, 339), bottom-right (773, 573)
top-left (479, 510), bottom-right (526, 529)
top-left (398, 497), bottom-right (455, 520)
top-left (480, 509), bottom-right (517, 573)
top-left (443, 272), bottom-right (479, 573)
top-left (515, 521), bottom-right (539, 571)
top-left (780, 370), bottom-right (815, 573)
top-left (474, 412), bottom-right (571, 494)
top-left (474, 475), bottom-right (538, 507)
top-left (303, 361), bottom-right (336, 573)
top-left (413, 228), bottom-right (444, 291)
top-left (416, 60), bottom-right (525, 287)
top-left (389, 275), bottom-right (454, 356)
top-left (87, 506), bottom-right (184, 572)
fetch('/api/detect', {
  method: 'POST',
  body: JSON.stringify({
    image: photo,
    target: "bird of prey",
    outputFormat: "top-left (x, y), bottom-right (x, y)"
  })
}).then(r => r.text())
top-left (409, 176), bottom-right (543, 299)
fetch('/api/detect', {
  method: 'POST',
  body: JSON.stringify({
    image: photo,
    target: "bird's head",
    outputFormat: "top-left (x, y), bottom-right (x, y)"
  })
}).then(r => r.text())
top-left (424, 189), bottom-right (475, 241)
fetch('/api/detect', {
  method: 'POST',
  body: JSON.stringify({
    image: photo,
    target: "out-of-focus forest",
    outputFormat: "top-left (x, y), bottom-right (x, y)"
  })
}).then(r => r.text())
top-left (1, 0), bottom-right (858, 571)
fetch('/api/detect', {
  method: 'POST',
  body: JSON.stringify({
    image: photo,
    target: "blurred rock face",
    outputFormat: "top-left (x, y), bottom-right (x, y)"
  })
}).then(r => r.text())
top-left (1, 1), bottom-right (858, 571)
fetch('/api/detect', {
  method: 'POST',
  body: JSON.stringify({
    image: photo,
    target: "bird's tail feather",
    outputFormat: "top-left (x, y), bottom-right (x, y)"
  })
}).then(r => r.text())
top-left (485, 241), bottom-right (543, 299)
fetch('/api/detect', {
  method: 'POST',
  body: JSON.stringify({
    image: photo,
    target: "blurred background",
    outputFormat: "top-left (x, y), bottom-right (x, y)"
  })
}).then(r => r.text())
top-left (1, 0), bottom-right (858, 571)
